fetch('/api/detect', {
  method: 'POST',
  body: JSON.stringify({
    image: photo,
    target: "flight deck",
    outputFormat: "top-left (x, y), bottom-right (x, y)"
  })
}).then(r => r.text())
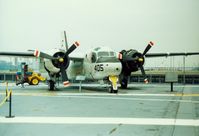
top-left (0, 83), bottom-right (199, 136)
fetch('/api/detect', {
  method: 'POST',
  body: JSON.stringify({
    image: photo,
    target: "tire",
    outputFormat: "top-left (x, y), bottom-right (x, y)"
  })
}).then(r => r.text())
top-left (108, 87), bottom-right (113, 93)
top-left (113, 89), bottom-right (118, 93)
top-left (48, 80), bottom-right (55, 91)
top-left (121, 79), bottom-right (128, 89)
top-left (31, 78), bottom-right (39, 85)
top-left (119, 73), bottom-right (128, 89)
top-left (108, 86), bottom-right (118, 93)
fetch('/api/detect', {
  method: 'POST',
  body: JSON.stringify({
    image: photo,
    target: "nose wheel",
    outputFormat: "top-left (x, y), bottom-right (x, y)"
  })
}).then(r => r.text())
top-left (108, 75), bottom-right (118, 93)
top-left (108, 86), bottom-right (118, 93)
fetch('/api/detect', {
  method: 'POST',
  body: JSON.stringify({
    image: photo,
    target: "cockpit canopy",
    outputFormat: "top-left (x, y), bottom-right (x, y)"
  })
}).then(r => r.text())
top-left (91, 47), bottom-right (119, 63)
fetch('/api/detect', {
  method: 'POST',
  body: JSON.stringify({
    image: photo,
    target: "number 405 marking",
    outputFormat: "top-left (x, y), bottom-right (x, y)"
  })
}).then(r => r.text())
top-left (94, 64), bottom-right (104, 71)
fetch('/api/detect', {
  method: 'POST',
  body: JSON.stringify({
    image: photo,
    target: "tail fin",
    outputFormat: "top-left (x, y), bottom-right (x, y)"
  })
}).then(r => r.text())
top-left (61, 31), bottom-right (68, 50)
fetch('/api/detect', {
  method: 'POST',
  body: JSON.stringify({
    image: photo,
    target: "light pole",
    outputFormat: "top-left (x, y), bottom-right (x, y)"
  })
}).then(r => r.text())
top-left (183, 56), bottom-right (186, 84)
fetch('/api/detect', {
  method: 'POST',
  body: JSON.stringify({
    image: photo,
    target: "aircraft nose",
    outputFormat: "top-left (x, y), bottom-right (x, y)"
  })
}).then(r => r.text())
top-left (104, 63), bottom-right (121, 72)
top-left (105, 64), bottom-right (120, 70)
top-left (93, 63), bottom-right (122, 79)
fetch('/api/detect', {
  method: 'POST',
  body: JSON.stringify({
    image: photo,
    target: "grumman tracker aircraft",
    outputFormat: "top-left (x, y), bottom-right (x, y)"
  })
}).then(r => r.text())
top-left (32, 32), bottom-right (124, 93)
top-left (1, 31), bottom-right (199, 93)
top-left (37, 44), bottom-right (123, 93)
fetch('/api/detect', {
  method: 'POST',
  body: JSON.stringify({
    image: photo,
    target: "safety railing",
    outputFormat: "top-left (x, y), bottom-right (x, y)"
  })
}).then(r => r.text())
top-left (0, 82), bottom-right (15, 118)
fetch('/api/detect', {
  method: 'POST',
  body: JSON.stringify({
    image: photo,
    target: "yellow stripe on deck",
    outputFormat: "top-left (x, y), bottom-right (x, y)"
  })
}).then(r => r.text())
top-left (175, 93), bottom-right (199, 97)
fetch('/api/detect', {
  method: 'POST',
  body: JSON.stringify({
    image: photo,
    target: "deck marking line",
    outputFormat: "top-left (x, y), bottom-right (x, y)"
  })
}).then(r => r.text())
top-left (0, 117), bottom-right (199, 126)
top-left (54, 95), bottom-right (199, 103)
top-left (1, 93), bottom-right (199, 103)
top-left (2, 92), bottom-right (199, 97)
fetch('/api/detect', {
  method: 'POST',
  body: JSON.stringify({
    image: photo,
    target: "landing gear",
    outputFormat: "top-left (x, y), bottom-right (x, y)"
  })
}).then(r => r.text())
top-left (119, 73), bottom-right (128, 89)
top-left (48, 80), bottom-right (55, 90)
top-left (108, 75), bottom-right (119, 93)
top-left (108, 86), bottom-right (118, 93)
top-left (121, 78), bottom-right (128, 89)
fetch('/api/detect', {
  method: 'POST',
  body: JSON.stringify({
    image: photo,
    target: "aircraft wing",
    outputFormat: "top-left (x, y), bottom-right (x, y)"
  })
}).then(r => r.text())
top-left (0, 51), bottom-right (85, 61)
top-left (69, 53), bottom-right (84, 62)
top-left (70, 57), bottom-right (84, 61)
top-left (145, 52), bottom-right (199, 57)
top-left (0, 51), bottom-right (35, 57)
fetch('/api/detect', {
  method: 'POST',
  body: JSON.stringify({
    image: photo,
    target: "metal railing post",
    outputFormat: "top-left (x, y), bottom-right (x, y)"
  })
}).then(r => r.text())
top-left (6, 90), bottom-right (15, 118)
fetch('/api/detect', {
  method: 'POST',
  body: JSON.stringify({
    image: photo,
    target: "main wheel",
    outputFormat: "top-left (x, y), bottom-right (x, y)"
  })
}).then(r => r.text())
top-left (48, 80), bottom-right (55, 90)
top-left (31, 78), bottom-right (39, 85)
top-left (108, 87), bottom-right (113, 93)
top-left (121, 78), bottom-right (128, 89)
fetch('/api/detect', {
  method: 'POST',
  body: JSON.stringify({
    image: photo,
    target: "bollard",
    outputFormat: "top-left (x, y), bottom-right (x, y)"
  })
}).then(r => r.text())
top-left (5, 90), bottom-right (15, 118)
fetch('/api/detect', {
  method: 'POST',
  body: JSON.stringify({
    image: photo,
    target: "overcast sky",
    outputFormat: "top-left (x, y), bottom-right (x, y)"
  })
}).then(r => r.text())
top-left (0, 0), bottom-right (199, 67)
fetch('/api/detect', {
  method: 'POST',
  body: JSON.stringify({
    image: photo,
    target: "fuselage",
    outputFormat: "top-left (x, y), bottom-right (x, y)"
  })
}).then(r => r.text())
top-left (68, 46), bottom-right (122, 80)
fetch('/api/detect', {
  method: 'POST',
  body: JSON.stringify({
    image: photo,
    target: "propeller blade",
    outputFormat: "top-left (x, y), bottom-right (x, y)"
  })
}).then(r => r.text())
top-left (140, 65), bottom-right (148, 84)
top-left (60, 67), bottom-right (70, 87)
top-left (117, 52), bottom-right (123, 60)
top-left (65, 41), bottom-right (80, 56)
top-left (143, 41), bottom-right (154, 56)
top-left (34, 50), bottom-right (56, 60)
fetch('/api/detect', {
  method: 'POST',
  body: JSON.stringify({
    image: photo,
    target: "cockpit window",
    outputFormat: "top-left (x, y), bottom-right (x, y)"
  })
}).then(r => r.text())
top-left (96, 57), bottom-right (119, 63)
top-left (98, 52), bottom-right (109, 57)
top-left (91, 52), bottom-right (97, 63)
top-left (110, 51), bottom-right (115, 56)
top-left (95, 51), bottom-right (119, 63)
top-left (97, 51), bottom-right (116, 57)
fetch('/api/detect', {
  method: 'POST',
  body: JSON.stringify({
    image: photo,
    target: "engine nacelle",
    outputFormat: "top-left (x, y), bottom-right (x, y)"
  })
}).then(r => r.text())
top-left (120, 49), bottom-right (145, 74)
top-left (44, 48), bottom-right (70, 74)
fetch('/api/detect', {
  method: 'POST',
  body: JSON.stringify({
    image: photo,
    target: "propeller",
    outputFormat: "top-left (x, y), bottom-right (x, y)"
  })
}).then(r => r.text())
top-left (34, 50), bottom-right (57, 60)
top-left (119, 41), bottom-right (154, 84)
top-left (140, 65), bottom-right (148, 83)
top-left (59, 41), bottom-right (79, 86)
top-left (60, 66), bottom-right (70, 87)
top-left (33, 39), bottom-right (79, 87)
top-left (143, 41), bottom-right (154, 55)
top-left (140, 41), bottom-right (154, 83)
top-left (65, 41), bottom-right (80, 56)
